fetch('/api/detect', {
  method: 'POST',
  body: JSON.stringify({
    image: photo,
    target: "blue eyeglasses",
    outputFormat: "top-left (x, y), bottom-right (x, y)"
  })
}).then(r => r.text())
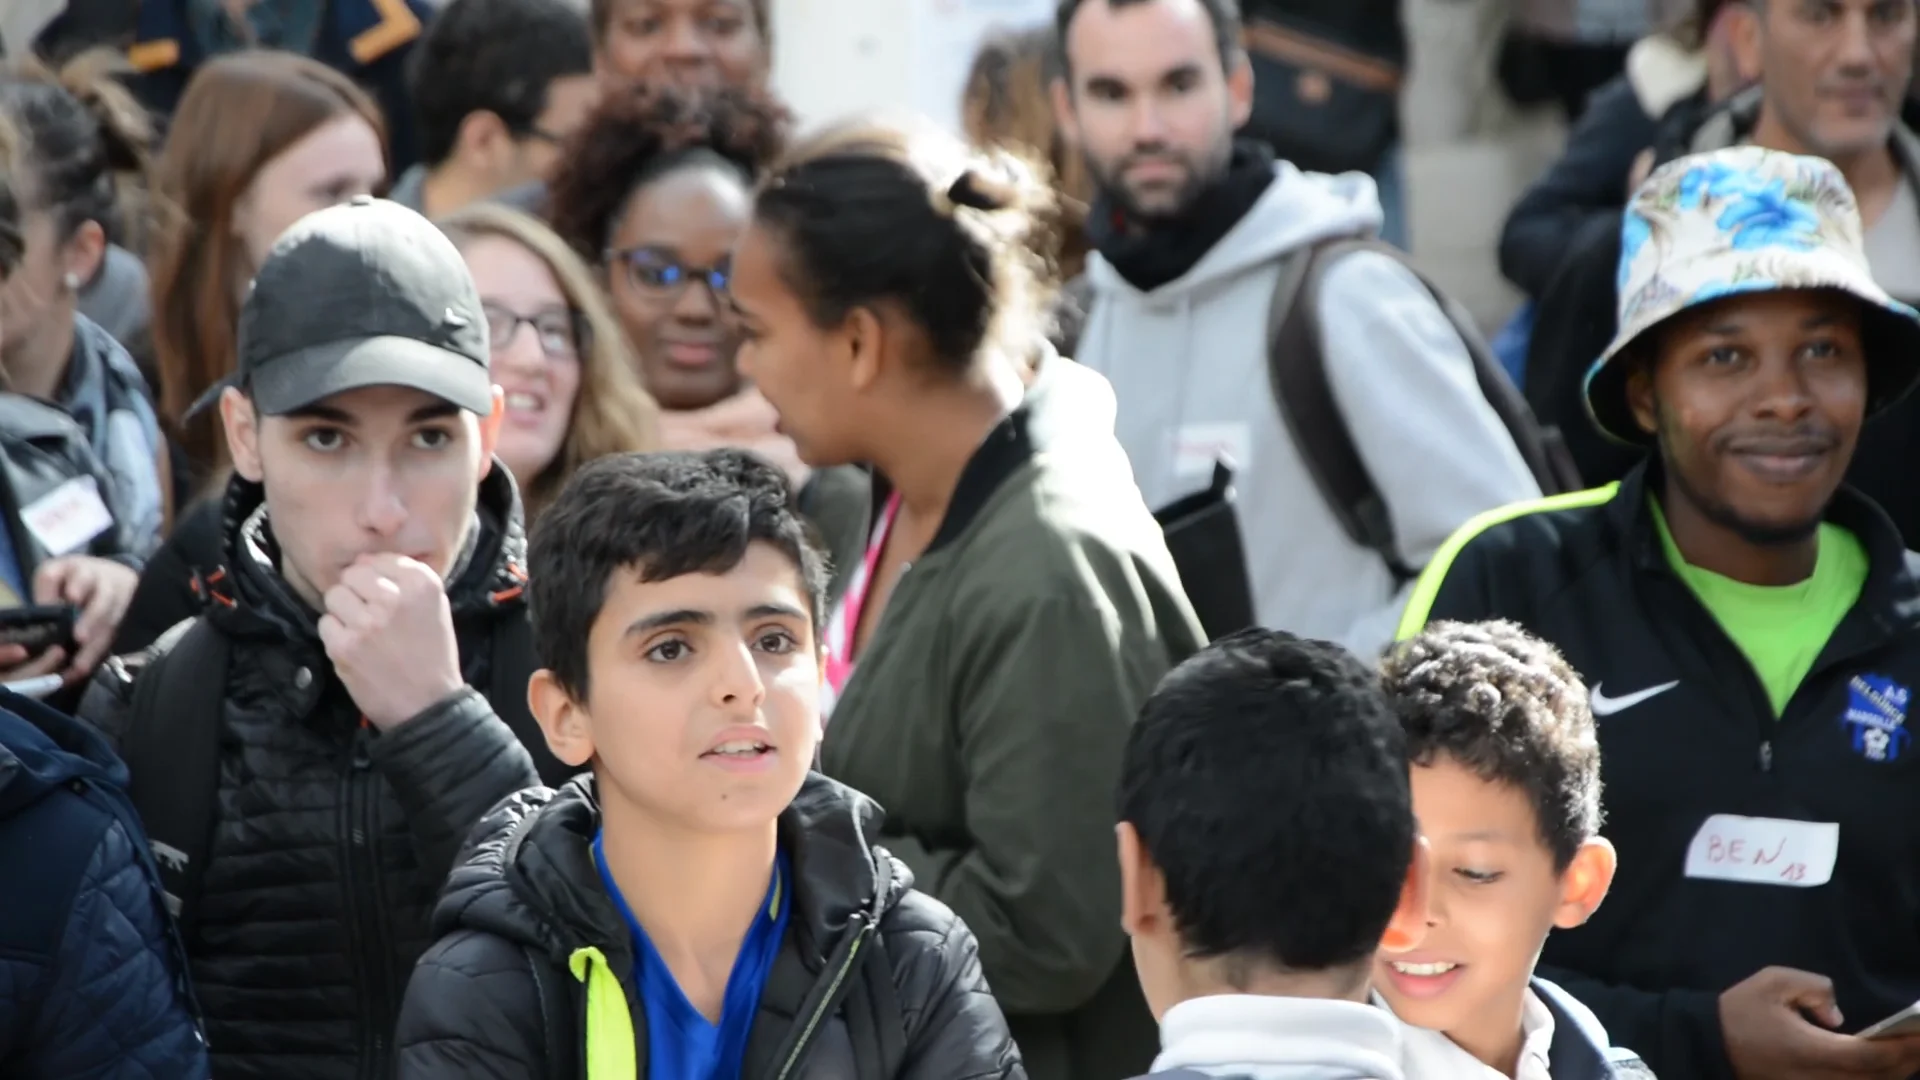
top-left (609, 245), bottom-right (731, 299)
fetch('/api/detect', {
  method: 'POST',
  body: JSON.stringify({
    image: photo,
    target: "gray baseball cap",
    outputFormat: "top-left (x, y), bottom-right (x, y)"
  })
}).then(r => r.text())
top-left (186, 196), bottom-right (492, 419)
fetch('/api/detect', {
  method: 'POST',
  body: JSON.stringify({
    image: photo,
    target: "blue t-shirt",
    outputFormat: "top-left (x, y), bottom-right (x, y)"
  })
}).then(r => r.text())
top-left (593, 833), bottom-right (791, 1080)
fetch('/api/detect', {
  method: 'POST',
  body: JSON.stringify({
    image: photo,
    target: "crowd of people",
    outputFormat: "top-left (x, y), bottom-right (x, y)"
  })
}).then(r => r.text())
top-left (1, 0), bottom-right (1919, 1078)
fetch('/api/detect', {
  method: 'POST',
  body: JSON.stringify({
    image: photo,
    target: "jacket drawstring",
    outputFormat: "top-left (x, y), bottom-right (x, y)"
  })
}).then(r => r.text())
top-left (568, 946), bottom-right (636, 1079)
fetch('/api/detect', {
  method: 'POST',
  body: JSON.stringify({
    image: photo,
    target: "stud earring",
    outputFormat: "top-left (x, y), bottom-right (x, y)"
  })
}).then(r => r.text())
top-left (62, 271), bottom-right (81, 290)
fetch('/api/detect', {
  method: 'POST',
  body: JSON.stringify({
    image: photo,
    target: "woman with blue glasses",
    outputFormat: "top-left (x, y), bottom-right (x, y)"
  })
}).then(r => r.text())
top-left (548, 80), bottom-right (869, 601)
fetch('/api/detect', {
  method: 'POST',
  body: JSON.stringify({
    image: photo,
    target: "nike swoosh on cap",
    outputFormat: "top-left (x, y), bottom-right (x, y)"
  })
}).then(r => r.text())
top-left (1590, 680), bottom-right (1681, 716)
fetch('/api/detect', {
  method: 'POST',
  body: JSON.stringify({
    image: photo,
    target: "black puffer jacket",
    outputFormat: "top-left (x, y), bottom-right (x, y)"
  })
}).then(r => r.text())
top-left (394, 774), bottom-right (1026, 1080)
top-left (78, 467), bottom-right (543, 1080)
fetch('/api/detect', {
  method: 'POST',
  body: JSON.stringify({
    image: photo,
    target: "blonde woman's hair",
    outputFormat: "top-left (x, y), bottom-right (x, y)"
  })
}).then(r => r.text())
top-left (0, 114), bottom-right (22, 278)
top-left (961, 24), bottom-right (1090, 280)
top-left (437, 202), bottom-right (659, 522)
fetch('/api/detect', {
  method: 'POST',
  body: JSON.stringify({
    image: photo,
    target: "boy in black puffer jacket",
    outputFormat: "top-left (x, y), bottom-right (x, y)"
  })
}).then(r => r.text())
top-left (395, 449), bottom-right (1024, 1080)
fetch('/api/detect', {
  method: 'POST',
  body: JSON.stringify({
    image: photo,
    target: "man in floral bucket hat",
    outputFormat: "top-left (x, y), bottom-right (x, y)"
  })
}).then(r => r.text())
top-left (1394, 145), bottom-right (1920, 1080)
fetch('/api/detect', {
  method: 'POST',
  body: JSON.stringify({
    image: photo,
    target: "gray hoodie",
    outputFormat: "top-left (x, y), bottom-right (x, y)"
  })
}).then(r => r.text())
top-left (76, 244), bottom-right (150, 352)
top-left (1076, 163), bottom-right (1541, 657)
top-left (388, 165), bottom-right (548, 218)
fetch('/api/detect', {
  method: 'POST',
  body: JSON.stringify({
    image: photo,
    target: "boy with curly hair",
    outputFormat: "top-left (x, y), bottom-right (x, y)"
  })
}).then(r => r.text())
top-left (1380, 620), bottom-right (1650, 1079)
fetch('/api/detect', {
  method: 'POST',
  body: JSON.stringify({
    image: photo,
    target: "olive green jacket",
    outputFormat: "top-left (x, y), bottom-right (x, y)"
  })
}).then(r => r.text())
top-left (820, 358), bottom-right (1206, 1080)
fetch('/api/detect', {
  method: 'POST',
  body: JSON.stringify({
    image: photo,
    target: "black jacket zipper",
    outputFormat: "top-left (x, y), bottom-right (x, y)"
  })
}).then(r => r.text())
top-left (772, 915), bottom-right (878, 1080)
top-left (344, 722), bottom-right (397, 1078)
top-left (1643, 572), bottom-right (1783, 774)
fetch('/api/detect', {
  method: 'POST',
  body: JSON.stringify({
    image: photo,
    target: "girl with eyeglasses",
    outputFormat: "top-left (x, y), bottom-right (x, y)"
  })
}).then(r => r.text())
top-left (438, 203), bottom-right (658, 522)
top-left (546, 81), bottom-right (870, 600)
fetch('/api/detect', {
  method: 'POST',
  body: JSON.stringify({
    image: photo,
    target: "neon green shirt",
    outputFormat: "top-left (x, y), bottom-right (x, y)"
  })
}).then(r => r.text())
top-left (1650, 499), bottom-right (1868, 716)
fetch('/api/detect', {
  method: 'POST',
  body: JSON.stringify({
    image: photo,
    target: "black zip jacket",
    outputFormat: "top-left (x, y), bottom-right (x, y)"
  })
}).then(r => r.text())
top-left (76, 467), bottom-right (542, 1080)
top-left (394, 773), bottom-right (1024, 1080)
top-left (1534, 977), bottom-right (1658, 1080)
top-left (1400, 462), bottom-right (1920, 1080)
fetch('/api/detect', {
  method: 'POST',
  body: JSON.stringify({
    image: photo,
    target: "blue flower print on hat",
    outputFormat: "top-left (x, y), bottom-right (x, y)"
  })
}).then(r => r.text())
top-left (1582, 146), bottom-right (1920, 445)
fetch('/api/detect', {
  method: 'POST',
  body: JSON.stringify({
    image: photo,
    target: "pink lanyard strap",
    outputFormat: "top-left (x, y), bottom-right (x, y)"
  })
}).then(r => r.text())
top-left (824, 492), bottom-right (902, 696)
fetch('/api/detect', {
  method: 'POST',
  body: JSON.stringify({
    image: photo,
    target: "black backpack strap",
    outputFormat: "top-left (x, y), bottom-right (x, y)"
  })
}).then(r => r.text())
top-left (121, 616), bottom-right (231, 937)
top-left (1267, 237), bottom-right (1417, 583)
top-left (1374, 248), bottom-right (1584, 495)
top-left (1267, 237), bottom-right (1582, 585)
top-left (524, 942), bottom-right (579, 1079)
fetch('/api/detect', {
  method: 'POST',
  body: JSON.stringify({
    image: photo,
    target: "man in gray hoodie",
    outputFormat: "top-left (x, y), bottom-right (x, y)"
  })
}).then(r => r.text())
top-left (1116, 628), bottom-right (1432, 1080)
top-left (1052, 0), bottom-right (1543, 657)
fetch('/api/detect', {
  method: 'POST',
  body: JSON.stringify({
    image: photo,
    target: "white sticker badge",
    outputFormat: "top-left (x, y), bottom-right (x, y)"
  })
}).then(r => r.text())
top-left (1172, 423), bottom-right (1252, 480)
top-left (1684, 814), bottom-right (1838, 888)
top-left (19, 475), bottom-right (114, 558)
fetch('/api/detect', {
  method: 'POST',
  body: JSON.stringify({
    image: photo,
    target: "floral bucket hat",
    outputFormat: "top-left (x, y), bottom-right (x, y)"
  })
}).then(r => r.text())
top-left (1585, 145), bottom-right (1920, 444)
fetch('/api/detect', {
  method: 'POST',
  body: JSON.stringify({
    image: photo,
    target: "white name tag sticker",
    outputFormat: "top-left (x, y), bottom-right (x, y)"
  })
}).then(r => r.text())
top-left (19, 476), bottom-right (113, 558)
top-left (1684, 814), bottom-right (1838, 888)
top-left (1173, 423), bottom-right (1251, 479)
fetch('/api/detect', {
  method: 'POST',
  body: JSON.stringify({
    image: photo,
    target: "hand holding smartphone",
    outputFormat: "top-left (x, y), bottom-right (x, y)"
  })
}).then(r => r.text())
top-left (0, 605), bottom-right (78, 657)
top-left (1862, 1003), bottom-right (1920, 1040)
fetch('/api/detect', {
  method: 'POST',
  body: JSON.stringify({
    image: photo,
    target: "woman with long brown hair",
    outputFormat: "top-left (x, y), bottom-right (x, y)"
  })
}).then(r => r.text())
top-left (148, 50), bottom-right (387, 500)
top-left (112, 52), bottom-right (387, 654)
top-left (436, 202), bottom-right (658, 522)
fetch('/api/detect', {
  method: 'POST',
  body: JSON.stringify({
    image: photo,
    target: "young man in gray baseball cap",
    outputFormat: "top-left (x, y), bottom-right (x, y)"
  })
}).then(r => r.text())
top-left (79, 196), bottom-right (560, 1080)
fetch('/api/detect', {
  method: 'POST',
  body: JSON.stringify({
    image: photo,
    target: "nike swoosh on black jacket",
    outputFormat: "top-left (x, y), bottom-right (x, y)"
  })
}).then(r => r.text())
top-left (1397, 461), bottom-right (1920, 1080)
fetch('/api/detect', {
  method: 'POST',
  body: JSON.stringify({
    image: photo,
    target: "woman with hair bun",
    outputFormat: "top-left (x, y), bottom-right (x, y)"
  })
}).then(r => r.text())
top-left (547, 80), bottom-right (869, 599)
top-left (730, 116), bottom-right (1206, 1080)
top-left (0, 52), bottom-right (166, 558)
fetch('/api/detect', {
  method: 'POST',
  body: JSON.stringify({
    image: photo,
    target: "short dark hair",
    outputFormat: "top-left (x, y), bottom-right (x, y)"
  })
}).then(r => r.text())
top-left (1055, 0), bottom-right (1243, 79)
top-left (1380, 620), bottom-right (1603, 870)
top-left (545, 82), bottom-right (788, 263)
top-left (527, 449), bottom-right (829, 700)
top-left (753, 117), bottom-right (1058, 377)
top-left (1118, 628), bottom-right (1415, 977)
top-left (407, 0), bottom-right (593, 168)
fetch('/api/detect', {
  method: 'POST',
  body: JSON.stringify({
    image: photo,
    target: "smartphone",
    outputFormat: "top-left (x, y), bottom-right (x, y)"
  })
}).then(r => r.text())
top-left (1, 674), bottom-right (65, 700)
top-left (0, 604), bottom-right (77, 655)
top-left (1861, 1002), bottom-right (1920, 1039)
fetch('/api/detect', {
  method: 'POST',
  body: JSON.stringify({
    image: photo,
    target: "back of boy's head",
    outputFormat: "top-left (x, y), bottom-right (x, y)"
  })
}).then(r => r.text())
top-left (1118, 628), bottom-right (1415, 976)
top-left (1381, 620), bottom-right (1602, 870)
top-left (526, 449), bottom-right (828, 700)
